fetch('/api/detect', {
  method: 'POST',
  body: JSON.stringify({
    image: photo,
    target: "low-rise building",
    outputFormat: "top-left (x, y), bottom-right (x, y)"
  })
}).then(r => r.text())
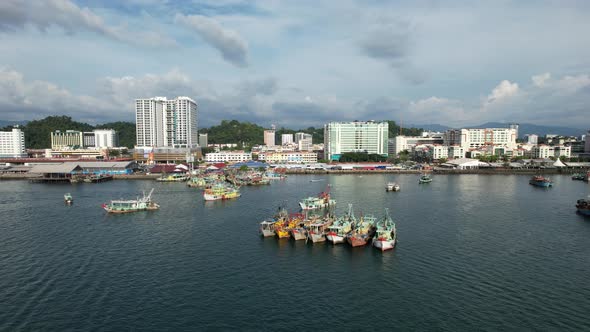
top-left (204, 151), bottom-right (252, 163)
top-left (258, 151), bottom-right (318, 164)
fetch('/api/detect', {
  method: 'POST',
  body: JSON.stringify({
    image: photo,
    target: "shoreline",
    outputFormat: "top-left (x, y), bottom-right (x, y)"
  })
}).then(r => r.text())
top-left (1, 168), bottom-right (588, 180)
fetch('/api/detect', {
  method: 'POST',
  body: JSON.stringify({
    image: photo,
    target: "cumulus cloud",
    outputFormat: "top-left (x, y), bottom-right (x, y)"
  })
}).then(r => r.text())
top-left (486, 80), bottom-right (519, 103)
top-left (175, 13), bottom-right (248, 67)
top-left (0, 0), bottom-right (174, 47)
top-left (532, 72), bottom-right (551, 87)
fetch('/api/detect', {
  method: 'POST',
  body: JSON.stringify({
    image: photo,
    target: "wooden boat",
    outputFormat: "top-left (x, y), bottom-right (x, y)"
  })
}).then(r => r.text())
top-left (326, 204), bottom-right (355, 244)
top-left (346, 212), bottom-right (377, 247)
top-left (529, 175), bottom-right (552, 187)
top-left (187, 177), bottom-right (207, 187)
top-left (418, 174), bottom-right (432, 184)
top-left (203, 183), bottom-right (241, 201)
top-left (576, 198), bottom-right (590, 217)
top-left (306, 215), bottom-right (334, 243)
top-left (64, 193), bottom-right (73, 204)
top-left (299, 188), bottom-right (336, 210)
top-left (288, 213), bottom-right (307, 240)
top-left (372, 209), bottom-right (397, 251)
top-left (386, 182), bottom-right (400, 192)
top-left (102, 189), bottom-right (159, 213)
top-left (156, 173), bottom-right (189, 182)
top-left (572, 173), bottom-right (586, 181)
top-left (260, 207), bottom-right (289, 237)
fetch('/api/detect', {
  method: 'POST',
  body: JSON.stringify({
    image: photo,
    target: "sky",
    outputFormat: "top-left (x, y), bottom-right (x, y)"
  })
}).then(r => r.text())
top-left (0, 0), bottom-right (589, 129)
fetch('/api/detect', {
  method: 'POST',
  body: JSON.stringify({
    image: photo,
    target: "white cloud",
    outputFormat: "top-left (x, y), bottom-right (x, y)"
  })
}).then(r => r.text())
top-left (487, 80), bottom-right (519, 103)
top-left (532, 72), bottom-right (551, 87)
top-left (175, 13), bottom-right (248, 67)
top-left (0, 0), bottom-right (174, 47)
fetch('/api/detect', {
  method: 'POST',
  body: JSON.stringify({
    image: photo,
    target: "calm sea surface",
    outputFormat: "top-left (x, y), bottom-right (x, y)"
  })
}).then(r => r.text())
top-left (1, 174), bottom-right (590, 331)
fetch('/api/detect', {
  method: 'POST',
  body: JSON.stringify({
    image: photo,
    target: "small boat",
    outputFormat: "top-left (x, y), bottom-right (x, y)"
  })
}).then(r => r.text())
top-left (572, 173), bottom-right (586, 181)
top-left (306, 215), bottom-right (334, 243)
top-left (372, 209), bottom-right (397, 251)
top-left (299, 188), bottom-right (336, 210)
top-left (309, 179), bottom-right (324, 182)
top-left (288, 213), bottom-right (308, 240)
top-left (260, 207), bottom-right (289, 237)
top-left (203, 183), bottom-right (241, 201)
top-left (418, 174), bottom-right (432, 184)
top-left (102, 189), bottom-right (159, 213)
top-left (156, 173), bottom-right (190, 182)
top-left (529, 175), bottom-right (552, 187)
top-left (64, 193), bottom-right (73, 204)
top-left (576, 198), bottom-right (590, 217)
top-left (386, 182), bottom-right (400, 192)
top-left (187, 177), bottom-right (207, 187)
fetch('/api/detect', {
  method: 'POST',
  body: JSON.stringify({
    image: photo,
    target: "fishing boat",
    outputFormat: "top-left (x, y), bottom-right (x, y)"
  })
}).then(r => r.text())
top-left (372, 209), bottom-right (397, 251)
top-left (260, 207), bottom-right (289, 237)
top-left (529, 175), bottom-right (552, 187)
top-left (299, 188), bottom-right (336, 210)
top-left (326, 204), bottom-right (355, 244)
top-left (288, 213), bottom-right (307, 240)
top-left (346, 212), bottom-right (377, 247)
top-left (386, 182), bottom-right (400, 192)
top-left (64, 193), bottom-right (73, 204)
top-left (306, 215), bottom-right (334, 243)
top-left (576, 198), bottom-right (590, 216)
top-left (203, 183), bottom-right (241, 201)
top-left (156, 173), bottom-right (189, 182)
top-left (102, 188), bottom-right (159, 213)
top-left (418, 174), bottom-right (432, 184)
top-left (187, 177), bottom-right (207, 187)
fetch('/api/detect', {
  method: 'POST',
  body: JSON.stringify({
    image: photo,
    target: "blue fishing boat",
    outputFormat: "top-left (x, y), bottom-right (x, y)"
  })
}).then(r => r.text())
top-left (529, 175), bottom-right (552, 187)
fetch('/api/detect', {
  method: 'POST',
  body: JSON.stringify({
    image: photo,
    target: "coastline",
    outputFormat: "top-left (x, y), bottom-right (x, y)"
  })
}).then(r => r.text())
top-left (1, 168), bottom-right (587, 181)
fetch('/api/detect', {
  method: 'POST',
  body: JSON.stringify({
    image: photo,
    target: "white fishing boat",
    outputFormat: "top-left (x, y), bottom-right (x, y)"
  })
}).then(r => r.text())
top-left (386, 182), bottom-right (400, 192)
top-left (102, 189), bottom-right (159, 214)
top-left (259, 220), bottom-right (276, 237)
top-left (372, 209), bottom-right (397, 251)
top-left (299, 188), bottom-right (336, 210)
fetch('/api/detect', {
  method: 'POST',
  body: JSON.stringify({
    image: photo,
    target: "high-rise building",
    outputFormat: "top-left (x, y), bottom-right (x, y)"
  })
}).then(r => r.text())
top-left (443, 127), bottom-right (517, 151)
top-left (264, 129), bottom-right (275, 146)
top-left (585, 130), bottom-right (590, 153)
top-left (509, 123), bottom-right (519, 140)
top-left (93, 129), bottom-right (118, 148)
top-left (51, 130), bottom-right (84, 149)
top-left (0, 128), bottom-right (26, 158)
top-left (294, 132), bottom-right (312, 143)
top-left (525, 134), bottom-right (538, 145)
top-left (281, 134), bottom-right (293, 145)
top-left (324, 121), bottom-right (389, 161)
top-left (135, 96), bottom-right (198, 148)
top-left (199, 133), bottom-right (208, 148)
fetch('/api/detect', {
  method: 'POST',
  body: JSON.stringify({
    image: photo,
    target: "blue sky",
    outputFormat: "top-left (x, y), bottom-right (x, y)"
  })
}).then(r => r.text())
top-left (0, 0), bottom-right (589, 128)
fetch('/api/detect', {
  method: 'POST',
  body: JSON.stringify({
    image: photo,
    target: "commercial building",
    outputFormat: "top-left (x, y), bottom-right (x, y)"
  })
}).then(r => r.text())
top-left (264, 129), bottom-right (275, 146)
top-left (93, 129), bottom-right (118, 148)
top-left (444, 128), bottom-right (517, 151)
top-left (258, 151), bottom-right (318, 164)
top-left (0, 128), bottom-right (26, 158)
top-left (295, 132), bottom-right (312, 143)
top-left (525, 134), bottom-right (538, 145)
top-left (324, 121), bottom-right (388, 161)
top-left (281, 134), bottom-right (293, 145)
top-left (51, 130), bottom-right (84, 149)
top-left (135, 96), bottom-right (198, 148)
top-left (199, 133), bottom-right (208, 147)
top-left (389, 132), bottom-right (444, 156)
top-left (204, 151), bottom-right (252, 163)
top-left (531, 145), bottom-right (571, 159)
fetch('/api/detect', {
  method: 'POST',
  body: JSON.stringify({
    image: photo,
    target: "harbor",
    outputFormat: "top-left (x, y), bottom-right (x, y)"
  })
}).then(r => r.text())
top-left (2, 173), bottom-right (589, 330)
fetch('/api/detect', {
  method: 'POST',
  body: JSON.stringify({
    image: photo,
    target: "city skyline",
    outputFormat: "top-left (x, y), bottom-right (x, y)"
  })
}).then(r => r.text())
top-left (0, 1), bottom-right (589, 128)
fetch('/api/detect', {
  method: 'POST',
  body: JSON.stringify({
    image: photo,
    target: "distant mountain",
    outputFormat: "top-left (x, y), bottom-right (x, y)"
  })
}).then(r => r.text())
top-left (472, 122), bottom-right (587, 138)
top-left (0, 120), bottom-right (28, 128)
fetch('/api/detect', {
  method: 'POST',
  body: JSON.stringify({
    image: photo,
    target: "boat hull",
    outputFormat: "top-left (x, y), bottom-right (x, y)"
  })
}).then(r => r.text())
top-left (276, 229), bottom-right (291, 239)
top-left (308, 233), bottom-right (325, 243)
top-left (577, 209), bottom-right (590, 216)
top-left (203, 193), bottom-right (241, 201)
top-left (373, 238), bottom-right (396, 251)
top-left (347, 235), bottom-right (369, 247)
top-left (261, 229), bottom-right (276, 237)
top-left (529, 181), bottom-right (552, 187)
top-left (291, 229), bottom-right (307, 240)
top-left (326, 232), bottom-right (345, 244)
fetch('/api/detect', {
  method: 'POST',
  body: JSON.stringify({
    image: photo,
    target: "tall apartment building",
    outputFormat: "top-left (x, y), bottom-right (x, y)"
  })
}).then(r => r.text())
top-left (525, 134), bottom-right (538, 145)
top-left (94, 129), bottom-right (118, 148)
top-left (135, 96), bottom-right (198, 148)
top-left (281, 134), bottom-right (293, 145)
top-left (294, 132), bottom-right (312, 143)
top-left (0, 128), bottom-right (26, 158)
top-left (264, 129), bottom-right (275, 146)
top-left (443, 128), bottom-right (517, 151)
top-left (199, 133), bottom-right (208, 147)
top-left (324, 121), bottom-right (388, 161)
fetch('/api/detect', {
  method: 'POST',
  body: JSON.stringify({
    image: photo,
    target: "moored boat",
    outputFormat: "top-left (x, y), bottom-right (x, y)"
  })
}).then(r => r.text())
top-left (306, 215), bottom-right (334, 243)
top-left (529, 175), bottom-right (552, 187)
top-left (572, 173), bottom-right (586, 181)
top-left (576, 198), bottom-right (590, 216)
top-left (372, 209), bottom-right (397, 251)
top-left (326, 204), bottom-right (355, 244)
top-left (64, 193), bottom-right (73, 204)
top-left (346, 212), bottom-right (377, 247)
top-left (386, 182), bottom-right (400, 192)
top-left (203, 183), bottom-right (241, 201)
top-left (102, 188), bottom-right (159, 213)
top-left (156, 173), bottom-right (189, 182)
top-left (260, 207), bottom-right (289, 237)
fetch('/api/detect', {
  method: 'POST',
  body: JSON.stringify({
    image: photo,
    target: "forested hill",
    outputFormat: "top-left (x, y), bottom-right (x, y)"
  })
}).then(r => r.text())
top-left (0, 116), bottom-right (136, 149)
top-left (1, 116), bottom-right (423, 149)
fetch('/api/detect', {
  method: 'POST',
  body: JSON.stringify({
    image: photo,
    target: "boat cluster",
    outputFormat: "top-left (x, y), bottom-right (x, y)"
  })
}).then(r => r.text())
top-left (260, 195), bottom-right (397, 251)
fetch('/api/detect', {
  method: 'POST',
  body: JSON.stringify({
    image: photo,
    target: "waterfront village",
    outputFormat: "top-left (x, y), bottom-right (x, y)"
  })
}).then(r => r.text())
top-left (1, 96), bottom-right (590, 245)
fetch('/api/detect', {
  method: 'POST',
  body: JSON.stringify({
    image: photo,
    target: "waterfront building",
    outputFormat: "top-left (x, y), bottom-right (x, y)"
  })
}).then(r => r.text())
top-left (0, 128), bottom-right (26, 158)
top-left (444, 127), bottom-right (517, 151)
top-left (204, 151), bottom-right (252, 163)
top-left (531, 145), bottom-right (571, 159)
top-left (257, 151), bottom-right (318, 164)
top-left (298, 137), bottom-right (313, 151)
top-left (431, 145), bottom-right (448, 160)
top-left (324, 121), bottom-right (388, 161)
top-left (93, 129), bottom-right (118, 148)
top-left (83, 132), bottom-right (95, 147)
top-left (264, 129), bottom-right (276, 146)
top-left (51, 130), bottom-right (84, 149)
top-left (448, 145), bottom-right (466, 159)
top-left (389, 133), bottom-right (444, 156)
top-left (135, 96), bottom-right (198, 148)
top-left (199, 133), bottom-right (208, 147)
top-left (281, 134), bottom-right (293, 145)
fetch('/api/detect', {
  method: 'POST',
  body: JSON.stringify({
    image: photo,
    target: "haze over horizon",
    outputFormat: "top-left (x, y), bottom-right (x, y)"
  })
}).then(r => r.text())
top-left (0, 0), bottom-right (589, 129)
